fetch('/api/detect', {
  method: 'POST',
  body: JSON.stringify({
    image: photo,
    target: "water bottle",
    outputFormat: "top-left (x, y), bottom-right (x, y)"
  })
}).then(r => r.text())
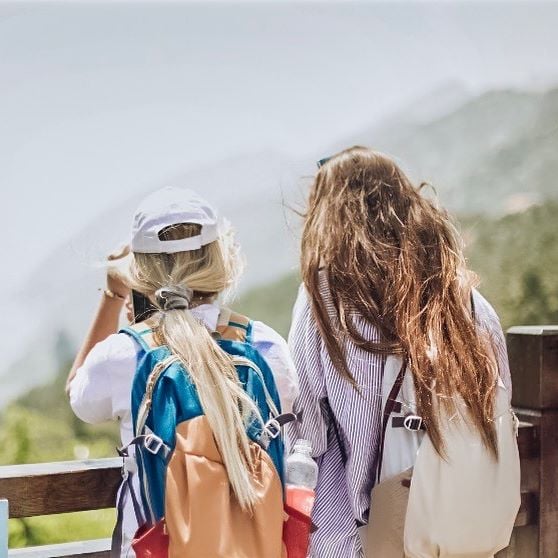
top-left (285, 439), bottom-right (318, 516)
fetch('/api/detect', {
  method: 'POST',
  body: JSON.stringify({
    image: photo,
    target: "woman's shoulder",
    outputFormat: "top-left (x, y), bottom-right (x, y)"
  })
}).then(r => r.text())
top-left (83, 331), bottom-right (141, 368)
top-left (69, 332), bottom-right (140, 423)
top-left (252, 320), bottom-right (285, 344)
top-left (291, 273), bottom-right (331, 316)
top-left (472, 289), bottom-right (502, 332)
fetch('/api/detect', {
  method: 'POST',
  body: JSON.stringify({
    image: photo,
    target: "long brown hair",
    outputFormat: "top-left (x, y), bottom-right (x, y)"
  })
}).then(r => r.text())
top-left (301, 146), bottom-right (498, 457)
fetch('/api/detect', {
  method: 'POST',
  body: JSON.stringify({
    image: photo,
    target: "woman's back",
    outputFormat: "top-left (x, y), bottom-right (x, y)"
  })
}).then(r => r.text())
top-left (287, 147), bottom-right (514, 558)
top-left (289, 275), bottom-right (511, 558)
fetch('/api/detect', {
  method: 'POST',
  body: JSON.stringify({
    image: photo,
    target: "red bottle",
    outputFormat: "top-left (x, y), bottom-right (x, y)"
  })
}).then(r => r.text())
top-left (283, 440), bottom-right (318, 558)
top-left (285, 485), bottom-right (315, 517)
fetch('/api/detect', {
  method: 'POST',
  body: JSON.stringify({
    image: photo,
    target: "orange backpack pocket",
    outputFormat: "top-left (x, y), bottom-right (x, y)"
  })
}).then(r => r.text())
top-left (164, 416), bottom-right (286, 558)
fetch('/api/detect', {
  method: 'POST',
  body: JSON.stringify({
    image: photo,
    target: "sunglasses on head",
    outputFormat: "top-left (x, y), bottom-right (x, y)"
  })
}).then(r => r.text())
top-left (316, 156), bottom-right (332, 169)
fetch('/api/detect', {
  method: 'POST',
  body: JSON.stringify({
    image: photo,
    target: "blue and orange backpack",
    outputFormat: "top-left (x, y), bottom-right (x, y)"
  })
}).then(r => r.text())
top-left (112, 309), bottom-right (297, 558)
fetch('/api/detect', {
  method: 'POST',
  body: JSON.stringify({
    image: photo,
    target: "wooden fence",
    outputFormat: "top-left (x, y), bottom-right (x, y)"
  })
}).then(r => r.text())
top-left (499, 326), bottom-right (558, 557)
top-left (0, 458), bottom-right (120, 557)
top-left (1, 326), bottom-right (557, 557)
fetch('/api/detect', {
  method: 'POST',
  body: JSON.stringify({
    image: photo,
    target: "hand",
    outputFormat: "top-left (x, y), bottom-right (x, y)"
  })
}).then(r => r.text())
top-left (68, 245), bottom-right (133, 391)
top-left (107, 244), bottom-right (131, 299)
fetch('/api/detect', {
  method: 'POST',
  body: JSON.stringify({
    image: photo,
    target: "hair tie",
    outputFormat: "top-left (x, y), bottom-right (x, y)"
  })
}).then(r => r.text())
top-left (155, 286), bottom-right (193, 311)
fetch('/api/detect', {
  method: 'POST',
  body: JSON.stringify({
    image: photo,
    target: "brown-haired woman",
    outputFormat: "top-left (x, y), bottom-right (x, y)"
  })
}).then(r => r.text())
top-left (286, 147), bottom-right (512, 557)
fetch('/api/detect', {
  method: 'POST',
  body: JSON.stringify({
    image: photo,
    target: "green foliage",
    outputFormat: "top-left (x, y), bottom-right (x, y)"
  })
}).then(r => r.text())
top-left (8, 510), bottom-right (116, 549)
top-left (0, 339), bottom-right (121, 548)
top-left (235, 272), bottom-right (301, 339)
top-left (0, 404), bottom-right (74, 464)
top-left (462, 202), bottom-right (558, 329)
top-left (11, 354), bottom-right (121, 452)
top-left (1, 353), bottom-right (96, 465)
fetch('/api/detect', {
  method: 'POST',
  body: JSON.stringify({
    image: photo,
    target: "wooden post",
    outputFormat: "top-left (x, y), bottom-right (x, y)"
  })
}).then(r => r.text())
top-left (507, 326), bottom-right (558, 558)
top-left (0, 499), bottom-right (7, 558)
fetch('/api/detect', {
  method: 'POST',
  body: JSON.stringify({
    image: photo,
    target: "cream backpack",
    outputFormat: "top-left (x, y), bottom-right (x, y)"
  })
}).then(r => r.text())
top-left (366, 348), bottom-right (521, 557)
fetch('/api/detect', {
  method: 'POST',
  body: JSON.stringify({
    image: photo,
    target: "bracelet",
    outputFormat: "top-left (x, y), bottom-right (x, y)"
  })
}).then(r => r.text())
top-left (101, 288), bottom-right (127, 301)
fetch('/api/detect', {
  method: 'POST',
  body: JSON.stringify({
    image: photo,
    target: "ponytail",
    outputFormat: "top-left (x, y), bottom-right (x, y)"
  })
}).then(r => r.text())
top-left (156, 287), bottom-right (264, 512)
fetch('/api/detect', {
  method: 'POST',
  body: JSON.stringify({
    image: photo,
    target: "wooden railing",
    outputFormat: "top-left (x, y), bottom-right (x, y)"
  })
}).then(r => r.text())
top-left (1, 326), bottom-right (557, 557)
top-left (497, 326), bottom-right (558, 557)
top-left (0, 458), bottom-right (121, 557)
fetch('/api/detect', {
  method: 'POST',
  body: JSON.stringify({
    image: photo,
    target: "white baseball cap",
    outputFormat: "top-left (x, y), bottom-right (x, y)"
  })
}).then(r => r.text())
top-left (131, 187), bottom-right (219, 254)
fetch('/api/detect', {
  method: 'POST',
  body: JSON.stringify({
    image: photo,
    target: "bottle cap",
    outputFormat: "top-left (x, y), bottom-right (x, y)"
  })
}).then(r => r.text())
top-left (293, 439), bottom-right (312, 453)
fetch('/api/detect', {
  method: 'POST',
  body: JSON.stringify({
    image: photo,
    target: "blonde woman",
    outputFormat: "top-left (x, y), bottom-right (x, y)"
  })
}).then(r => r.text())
top-left (66, 187), bottom-right (298, 556)
top-left (287, 147), bottom-right (513, 557)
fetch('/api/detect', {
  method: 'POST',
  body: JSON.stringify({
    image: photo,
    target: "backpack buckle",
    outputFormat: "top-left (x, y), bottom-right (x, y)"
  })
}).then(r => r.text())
top-left (403, 415), bottom-right (423, 432)
top-left (144, 433), bottom-right (164, 455)
top-left (264, 418), bottom-right (282, 439)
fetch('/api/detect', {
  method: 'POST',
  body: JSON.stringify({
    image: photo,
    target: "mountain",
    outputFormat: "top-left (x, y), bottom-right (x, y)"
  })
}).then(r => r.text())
top-left (458, 88), bottom-right (558, 213)
top-left (332, 80), bottom-right (473, 150)
top-left (398, 81), bottom-right (473, 126)
top-left (339, 87), bottom-right (558, 214)
top-left (3, 83), bottom-right (558, 407)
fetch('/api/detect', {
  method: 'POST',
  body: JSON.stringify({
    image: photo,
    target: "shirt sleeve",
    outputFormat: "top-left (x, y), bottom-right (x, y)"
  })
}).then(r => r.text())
top-left (251, 320), bottom-right (299, 413)
top-left (285, 284), bottom-right (329, 458)
top-left (473, 289), bottom-right (512, 400)
top-left (68, 333), bottom-right (138, 424)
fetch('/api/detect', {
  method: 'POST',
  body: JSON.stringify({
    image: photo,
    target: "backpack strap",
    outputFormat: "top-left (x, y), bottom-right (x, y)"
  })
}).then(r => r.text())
top-left (135, 355), bottom-right (180, 436)
top-left (120, 325), bottom-right (154, 353)
top-left (115, 356), bottom-right (178, 535)
top-left (110, 454), bottom-right (146, 558)
top-left (376, 358), bottom-right (407, 483)
top-left (230, 355), bottom-right (280, 417)
top-left (228, 354), bottom-right (300, 448)
top-left (215, 309), bottom-right (253, 343)
top-left (375, 291), bottom-right (476, 483)
top-left (111, 428), bottom-right (173, 558)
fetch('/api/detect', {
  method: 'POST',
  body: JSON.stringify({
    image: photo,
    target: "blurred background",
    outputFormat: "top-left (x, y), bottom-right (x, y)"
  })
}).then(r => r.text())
top-left (1, 0), bottom-right (557, 547)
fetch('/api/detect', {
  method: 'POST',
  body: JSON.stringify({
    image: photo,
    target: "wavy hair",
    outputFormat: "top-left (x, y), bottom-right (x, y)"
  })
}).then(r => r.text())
top-left (301, 146), bottom-right (498, 457)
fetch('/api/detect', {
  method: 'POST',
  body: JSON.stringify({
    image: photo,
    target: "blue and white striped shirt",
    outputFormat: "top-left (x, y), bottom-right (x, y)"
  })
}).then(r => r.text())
top-left (286, 276), bottom-right (512, 558)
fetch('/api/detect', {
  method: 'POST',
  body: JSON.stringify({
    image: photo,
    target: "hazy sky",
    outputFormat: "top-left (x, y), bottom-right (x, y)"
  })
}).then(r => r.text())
top-left (1, 0), bottom-right (558, 295)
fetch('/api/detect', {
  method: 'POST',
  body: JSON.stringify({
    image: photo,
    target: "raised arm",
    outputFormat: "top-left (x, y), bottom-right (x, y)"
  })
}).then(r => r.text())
top-left (65, 246), bottom-right (131, 393)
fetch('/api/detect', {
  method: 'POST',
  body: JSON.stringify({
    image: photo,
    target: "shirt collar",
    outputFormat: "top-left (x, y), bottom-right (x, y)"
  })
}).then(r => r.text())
top-left (189, 302), bottom-right (220, 332)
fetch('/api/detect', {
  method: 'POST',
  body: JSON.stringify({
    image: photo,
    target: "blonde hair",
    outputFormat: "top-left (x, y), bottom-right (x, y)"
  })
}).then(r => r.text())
top-left (128, 222), bottom-right (264, 511)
